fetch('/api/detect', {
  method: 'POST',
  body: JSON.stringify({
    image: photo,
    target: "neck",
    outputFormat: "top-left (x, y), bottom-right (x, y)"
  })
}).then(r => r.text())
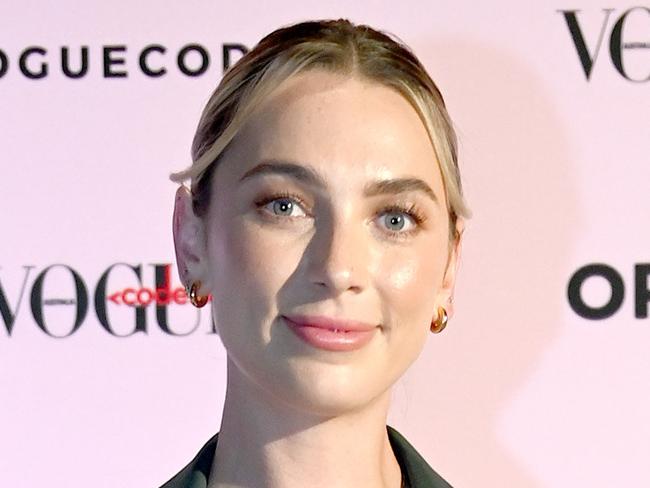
top-left (207, 358), bottom-right (403, 488)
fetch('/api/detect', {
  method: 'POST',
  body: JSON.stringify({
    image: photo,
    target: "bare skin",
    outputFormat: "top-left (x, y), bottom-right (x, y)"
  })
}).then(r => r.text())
top-left (173, 69), bottom-right (464, 488)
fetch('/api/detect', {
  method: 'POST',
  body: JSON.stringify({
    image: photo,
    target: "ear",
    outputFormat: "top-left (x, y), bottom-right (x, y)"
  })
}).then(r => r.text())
top-left (437, 217), bottom-right (465, 319)
top-left (172, 185), bottom-right (211, 295)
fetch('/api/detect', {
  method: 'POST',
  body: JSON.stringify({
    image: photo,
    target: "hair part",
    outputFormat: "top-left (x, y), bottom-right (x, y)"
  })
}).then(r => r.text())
top-left (170, 19), bottom-right (471, 241)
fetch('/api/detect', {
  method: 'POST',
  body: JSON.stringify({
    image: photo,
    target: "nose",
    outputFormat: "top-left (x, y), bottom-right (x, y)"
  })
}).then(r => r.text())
top-left (305, 206), bottom-right (370, 295)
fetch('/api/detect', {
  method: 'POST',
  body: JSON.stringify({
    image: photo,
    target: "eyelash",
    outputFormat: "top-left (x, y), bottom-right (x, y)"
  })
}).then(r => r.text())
top-left (254, 191), bottom-right (427, 240)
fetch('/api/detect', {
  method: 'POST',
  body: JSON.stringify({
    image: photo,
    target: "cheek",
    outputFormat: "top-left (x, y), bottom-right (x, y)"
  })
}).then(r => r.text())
top-left (233, 222), bottom-right (305, 289)
top-left (379, 246), bottom-right (444, 301)
top-left (374, 240), bottom-right (448, 330)
top-left (361, 243), bottom-right (447, 389)
top-left (206, 218), bottom-right (302, 336)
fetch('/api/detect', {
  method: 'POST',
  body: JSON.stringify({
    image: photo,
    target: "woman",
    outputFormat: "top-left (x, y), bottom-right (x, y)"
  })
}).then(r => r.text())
top-left (163, 18), bottom-right (470, 488)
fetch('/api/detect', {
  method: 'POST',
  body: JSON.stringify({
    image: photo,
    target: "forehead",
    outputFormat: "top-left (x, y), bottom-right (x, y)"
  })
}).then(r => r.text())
top-left (221, 70), bottom-right (443, 191)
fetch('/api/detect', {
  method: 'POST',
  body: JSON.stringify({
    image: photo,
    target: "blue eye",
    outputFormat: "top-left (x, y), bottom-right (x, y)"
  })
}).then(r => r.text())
top-left (270, 198), bottom-right (303, 216)
top-left (376, 204), bottom-right (426, 239)
top-left (255, 192), bottom-right (308, 219)
top-left (382, 212), bottom-right (411, 231)
top-left (254, 192), bottom-right (427, 240)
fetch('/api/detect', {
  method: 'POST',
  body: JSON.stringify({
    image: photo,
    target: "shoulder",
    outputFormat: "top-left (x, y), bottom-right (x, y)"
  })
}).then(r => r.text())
top-left (158, 433), bottom-right (218, 488)
top-left (387, 425), bottom-right (454, 488)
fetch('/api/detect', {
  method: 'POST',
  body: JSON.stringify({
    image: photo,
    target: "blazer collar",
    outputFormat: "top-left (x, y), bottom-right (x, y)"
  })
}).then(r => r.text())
top-left (160, 425), bottom-right (452, 488)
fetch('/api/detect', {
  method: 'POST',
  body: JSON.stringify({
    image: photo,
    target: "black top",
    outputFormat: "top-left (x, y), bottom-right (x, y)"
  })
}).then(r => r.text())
top-left (159, 425), bottom-right (453, 488)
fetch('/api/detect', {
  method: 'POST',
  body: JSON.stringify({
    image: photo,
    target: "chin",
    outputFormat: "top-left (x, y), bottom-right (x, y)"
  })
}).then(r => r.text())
top-left (279, 388), bottom-right (377, 419)
top-left (266, 360), bottom-right (390, 418)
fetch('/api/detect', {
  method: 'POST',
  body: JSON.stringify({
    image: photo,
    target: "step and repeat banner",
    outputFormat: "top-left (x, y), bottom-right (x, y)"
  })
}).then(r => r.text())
top-left (1, 2), bottom-right (648, 487)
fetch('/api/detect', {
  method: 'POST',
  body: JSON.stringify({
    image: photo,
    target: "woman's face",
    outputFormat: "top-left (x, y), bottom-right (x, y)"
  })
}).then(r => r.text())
top-left (175, 70), bottom-right (462, 416)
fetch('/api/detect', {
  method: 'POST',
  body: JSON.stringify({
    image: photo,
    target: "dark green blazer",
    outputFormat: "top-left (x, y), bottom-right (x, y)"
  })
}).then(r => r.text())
top-left (159, 425), bottom-right (452, 488)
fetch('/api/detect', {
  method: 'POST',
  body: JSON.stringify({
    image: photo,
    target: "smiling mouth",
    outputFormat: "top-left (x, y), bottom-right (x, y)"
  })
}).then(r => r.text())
top-left (281, 315), bottom-right (377, 352)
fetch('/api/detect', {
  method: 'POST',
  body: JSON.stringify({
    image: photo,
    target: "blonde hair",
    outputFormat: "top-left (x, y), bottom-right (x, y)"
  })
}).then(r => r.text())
top-left (170, 19), bottom-right (471, 237)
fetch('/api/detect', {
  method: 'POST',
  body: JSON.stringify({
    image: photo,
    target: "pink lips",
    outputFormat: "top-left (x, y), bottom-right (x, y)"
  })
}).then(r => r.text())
top-left (282, 315), bottom-right (378, 351)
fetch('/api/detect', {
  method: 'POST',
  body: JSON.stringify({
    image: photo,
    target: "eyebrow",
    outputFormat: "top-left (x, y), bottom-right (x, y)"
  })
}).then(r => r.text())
top-left (239, 160), bottom-right (439, 205)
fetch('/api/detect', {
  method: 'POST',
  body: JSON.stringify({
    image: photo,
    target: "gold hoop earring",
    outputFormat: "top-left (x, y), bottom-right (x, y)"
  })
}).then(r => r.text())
top-left (187, 280), bottom-right (209, 308)
top-left (430, 306), bottom-right (448, 333)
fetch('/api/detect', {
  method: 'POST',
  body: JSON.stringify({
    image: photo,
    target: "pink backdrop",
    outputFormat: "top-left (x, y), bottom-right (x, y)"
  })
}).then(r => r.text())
top-left (1, 1), bottom-right (649, 487)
